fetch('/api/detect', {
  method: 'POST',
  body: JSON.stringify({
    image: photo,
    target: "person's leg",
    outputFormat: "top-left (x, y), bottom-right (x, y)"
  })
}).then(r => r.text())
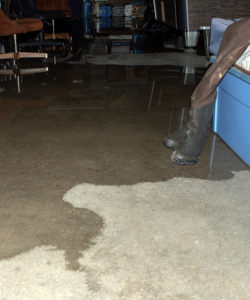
top-left (170, 100), bottom-right (215, 164)
top-left (163, 18), bottom-right (250, 164)
top-left (162, 98), bottom-right (210, 150)
top-left (192, 17), bottom-right (250, 109)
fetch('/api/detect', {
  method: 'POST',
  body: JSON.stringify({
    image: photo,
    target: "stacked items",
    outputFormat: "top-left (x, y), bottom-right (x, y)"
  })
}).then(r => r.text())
top-left (112, 4), bottom-right (132, 28)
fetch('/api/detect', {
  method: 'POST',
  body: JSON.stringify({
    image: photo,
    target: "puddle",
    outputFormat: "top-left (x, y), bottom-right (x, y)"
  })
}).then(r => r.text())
top-left (0, 60), bottom-right (248, 184)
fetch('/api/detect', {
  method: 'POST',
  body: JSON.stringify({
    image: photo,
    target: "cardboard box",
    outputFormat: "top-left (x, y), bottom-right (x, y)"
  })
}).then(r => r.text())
top-left (111, 41), bottom-right (130, 53)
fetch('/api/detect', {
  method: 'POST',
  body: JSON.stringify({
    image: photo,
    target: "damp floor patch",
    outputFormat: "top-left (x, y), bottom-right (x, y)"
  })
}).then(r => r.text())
top-left (70, 53), bottom-right (209, 67)
top-left (1, 171), bottom-right (250, 299)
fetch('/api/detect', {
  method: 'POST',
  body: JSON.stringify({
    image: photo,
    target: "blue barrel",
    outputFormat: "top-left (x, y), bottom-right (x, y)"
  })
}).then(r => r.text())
top-left (99, 6), bottom-right (112, 17)
top-left (83, 17), bottom-right (92, 34)
top-left (100, 17), bottom-right (112, 28)
top-left (82, 1), bottom-right (92, 18)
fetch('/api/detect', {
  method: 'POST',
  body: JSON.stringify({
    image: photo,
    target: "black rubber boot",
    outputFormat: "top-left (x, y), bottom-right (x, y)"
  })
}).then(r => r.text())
top-left (163, 99), bottom-right (210, 150)
top-left (162, 125), bottom-right (188, 150)
top-left (170, 100), bottom-right (215, 165)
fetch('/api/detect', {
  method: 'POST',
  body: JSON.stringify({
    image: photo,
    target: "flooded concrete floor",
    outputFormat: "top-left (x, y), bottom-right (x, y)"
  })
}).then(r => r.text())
top-left (0, 60), bottom-right (249, 271)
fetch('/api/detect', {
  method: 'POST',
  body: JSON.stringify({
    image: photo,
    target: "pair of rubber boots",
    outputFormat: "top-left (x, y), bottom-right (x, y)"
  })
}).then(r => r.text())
top-left (163, 99), bottom-right (215, 165)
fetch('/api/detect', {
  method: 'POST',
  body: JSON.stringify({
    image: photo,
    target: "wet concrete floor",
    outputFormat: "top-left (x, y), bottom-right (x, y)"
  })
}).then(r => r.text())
top-left (0, 61), bottom-right (249, 269)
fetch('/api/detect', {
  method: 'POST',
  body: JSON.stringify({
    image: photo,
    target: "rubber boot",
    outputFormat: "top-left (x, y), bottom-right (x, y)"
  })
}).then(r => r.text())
top-left (163, 98), bottom-right (210, 150)
top-left (162, 125), bottom-right (188, 150)
top-left (170, 100), bottom-right (215, 165)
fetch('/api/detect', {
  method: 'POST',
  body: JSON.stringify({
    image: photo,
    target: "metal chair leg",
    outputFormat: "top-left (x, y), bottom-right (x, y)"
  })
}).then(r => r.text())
top-left (52, 19), bottom-right (55, 39)
top-left (13, 34), bottom-right (18, 55)
top-left (16, 74), bottom-right (20, 93)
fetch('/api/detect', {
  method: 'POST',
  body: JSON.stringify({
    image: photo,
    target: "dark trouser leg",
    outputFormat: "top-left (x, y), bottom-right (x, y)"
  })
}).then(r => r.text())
top-left (163, 18), bottom-right (250, 164)
top-left (192, 17), bottom-right (250, 109)
top-left (170, 100), bottom-right (215, 165)
top-left (162, 98), bottom-right (210, 150)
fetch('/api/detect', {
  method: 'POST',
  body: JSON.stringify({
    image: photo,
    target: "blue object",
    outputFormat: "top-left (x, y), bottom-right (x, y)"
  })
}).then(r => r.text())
top-left (134, 34), bottom-right (144, 54)
top-left (210, 18), bottom-right (241, 55)
top-left (210, 19), bottom-right (234, 55)
top-left (99, 6), bottom-right (112, 17)
top-left (211, 57), bottom-right (250, 166)
top-left (100, 17), bottom-right (112, 28)
top-left (82, 1), bottom-right (92, 18)
top-left (83, 17), bottom-right (92, 34)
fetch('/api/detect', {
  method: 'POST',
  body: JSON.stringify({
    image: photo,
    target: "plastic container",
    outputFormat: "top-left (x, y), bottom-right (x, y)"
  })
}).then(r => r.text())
top-left (82, 1), bottom-right (92, 18)
top-left (125, 4), bottom-right (132, 17)
top-left (83, 17), bottom-right (92, 34)
top-left (112, 16), bottom-right (125, 27)
top-left (112, 5), bottom-right (125, 17)
top-left (99, 5), bottom-right (112, 17)
top-left (100, 17), bottom-right (112, 28)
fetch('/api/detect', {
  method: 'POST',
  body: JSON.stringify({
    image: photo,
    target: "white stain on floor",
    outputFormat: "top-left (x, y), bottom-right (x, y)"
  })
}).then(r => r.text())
top-left (1, 171), bottom-right (250, 300)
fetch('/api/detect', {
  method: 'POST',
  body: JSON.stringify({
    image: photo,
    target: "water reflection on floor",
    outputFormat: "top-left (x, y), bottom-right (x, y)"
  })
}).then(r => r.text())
top-left (0, 62), bottom-right (249, 185)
